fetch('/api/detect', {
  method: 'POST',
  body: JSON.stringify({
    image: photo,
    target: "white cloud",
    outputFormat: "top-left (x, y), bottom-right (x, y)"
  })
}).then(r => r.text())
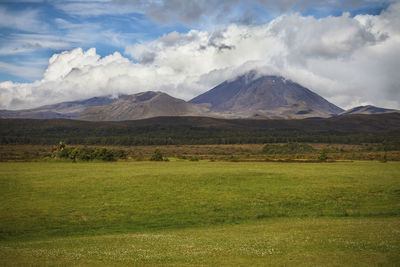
top-left (1, 0), bottom-right (44, 2)
top-left (0, 61), bottom-right (45, 79)
top-left (1, 2), bottom-right (400, 110)
top-left (0, 33), bottom-right (72, 56)
top-left (0, 6), bottom-right (44, 32)
top-left (112, 0), bottom-right (393, 25)
top-left (0, 20), bottom-right (133, 57)
top-left (54, 0), bottom-right (139, 17)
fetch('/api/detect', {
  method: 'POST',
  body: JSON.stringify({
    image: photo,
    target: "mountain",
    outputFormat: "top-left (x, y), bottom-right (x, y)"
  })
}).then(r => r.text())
top-left (9, 73), bottom-right (396, 121)
top-left (78, 91), bottom-right (209, 121)
top-left (340, 105), bottom-right (400, 116)
top-left (0, 96), bottom-right (122, 119)
top-left (189, 73), bottom-right (343, 119)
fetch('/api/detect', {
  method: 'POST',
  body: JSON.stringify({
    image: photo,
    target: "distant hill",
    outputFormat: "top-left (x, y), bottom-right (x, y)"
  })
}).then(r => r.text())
top-left (190, 73), bottom-right (343, 119)
top-left (78, 91), bottom-right (209, 121)
top-left (0, 96), bottom-right (122, 119)
top-left (340, 105), bottom-right (399, 116)
top-left (78, 74), bottom-right (345, 121)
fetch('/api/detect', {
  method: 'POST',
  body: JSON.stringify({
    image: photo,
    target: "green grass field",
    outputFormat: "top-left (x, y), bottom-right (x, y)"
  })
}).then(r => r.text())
top-left (1, 161), bottom-right (400, 266)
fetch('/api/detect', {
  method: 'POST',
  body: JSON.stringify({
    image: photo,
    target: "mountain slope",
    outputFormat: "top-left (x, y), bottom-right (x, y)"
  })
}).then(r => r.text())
top-left (340, 105), bottom-right (399, 116)
top-left (0, 96), bottom-right (122, 119)
top-left (190, 73), bottom-right (343, 118)
top-left (78, 91), bottom-right (209, 121)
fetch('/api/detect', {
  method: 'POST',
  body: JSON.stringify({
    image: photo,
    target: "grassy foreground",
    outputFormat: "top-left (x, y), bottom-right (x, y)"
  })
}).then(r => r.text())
top-left (1, 218), bottom-right (399, 266)
top-left (0, 161), bottom-right (400, 266)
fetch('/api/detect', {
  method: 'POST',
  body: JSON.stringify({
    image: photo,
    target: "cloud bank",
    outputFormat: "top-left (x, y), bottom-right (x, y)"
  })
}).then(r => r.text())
top-left (1, 2), bottom-right (400, 110)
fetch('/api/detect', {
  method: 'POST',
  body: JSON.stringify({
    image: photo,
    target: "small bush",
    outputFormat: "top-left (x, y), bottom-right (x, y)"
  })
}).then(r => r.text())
top-left (262, 143), bottom-right (315, 154)
top-left (150, 149), bottom-right (164, 161)
top-left (77, 147), bottom-right (94, 161)
top-left (318, 149), bottom-right (328, 161)
top-left (114, 150), bottom-right (127, 159)
top-left (51, 143), bottom-right (127, 162)
top-left (57, 147), bottom-right (75, 159)
top-left (94, 148), bottom-right (116, 161)
top-left (380, 153), bottom-right (387, 163)
top-left (69, 148), bottom-right (80, 162)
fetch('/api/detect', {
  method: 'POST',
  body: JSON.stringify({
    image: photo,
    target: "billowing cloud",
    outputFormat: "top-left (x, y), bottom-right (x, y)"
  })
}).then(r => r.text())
top-left (1, 2), bottom-right (400, 110)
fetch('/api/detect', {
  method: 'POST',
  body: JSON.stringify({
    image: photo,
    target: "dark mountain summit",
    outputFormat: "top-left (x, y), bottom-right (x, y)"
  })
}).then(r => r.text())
top-left (190, 73), bottom-right (343, 118)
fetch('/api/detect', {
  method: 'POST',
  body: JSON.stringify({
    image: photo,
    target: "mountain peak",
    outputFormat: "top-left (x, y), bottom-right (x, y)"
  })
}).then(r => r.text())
top-left (120, 91), bottom-right (165, 102)
top-left (190, 73), bottom-right (343, 118)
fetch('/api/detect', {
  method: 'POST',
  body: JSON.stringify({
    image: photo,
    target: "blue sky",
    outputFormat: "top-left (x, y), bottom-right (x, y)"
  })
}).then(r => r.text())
top-left (0, 0), bottom-right (192, 82)
top-left (0, 0), bottom-right (389, 82)
top-left (0, 0), bottom-right (399, 110)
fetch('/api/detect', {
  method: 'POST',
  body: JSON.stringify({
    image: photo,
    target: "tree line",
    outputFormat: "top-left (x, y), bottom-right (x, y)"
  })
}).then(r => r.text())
top-left (2, 131), bottom-right (400, 148)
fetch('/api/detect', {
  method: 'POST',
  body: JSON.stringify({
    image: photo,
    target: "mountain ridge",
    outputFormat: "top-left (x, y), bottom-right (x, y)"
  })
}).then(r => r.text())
top-left (77, 73), bottom-right (346, 121)
top-left (0, 95), bottom-right (122, 119)
top-left (78, 91), bottom-right (209, 121)
top-left (4, 72), bottom-right (397, 121)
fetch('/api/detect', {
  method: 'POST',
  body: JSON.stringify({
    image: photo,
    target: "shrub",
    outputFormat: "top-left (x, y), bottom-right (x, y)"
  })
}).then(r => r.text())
top-left (262, 143), bottom-right (315, 154)
top-left (380, 153), bottom-right (387, 163)
top-left (114, 149), bottom-right (127, 159)
top-left (69, 147), bottom-right (80, 162)
top-left (51, 143), bottom-right (126, 162)
top-left (57, 141), bottom-right (66, 151)
top-left (77, 147), bottom-right (93, 161)
top-left (94, 148), bottom-right (115, 161)
top-left (57, 147), bottom-right (75, 159)
top-left (318, 149), bottom-right (328, 161)
top-left (150, 149), bottom-right (164, 161)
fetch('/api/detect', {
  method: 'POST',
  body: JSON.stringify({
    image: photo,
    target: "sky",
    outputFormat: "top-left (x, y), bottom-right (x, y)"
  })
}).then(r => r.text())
top-left (0, 0), bottom-right (399, 110)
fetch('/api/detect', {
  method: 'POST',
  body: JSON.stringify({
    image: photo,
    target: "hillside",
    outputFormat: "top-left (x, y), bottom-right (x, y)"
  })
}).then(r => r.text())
top-left (0, 96), bottom-right (122, 119)
top-left (78, 91), bottom-right (209, 121)
top-left (340, 105), bottom-right (400, 115)
top-left (190, 73), bottom-right (343, 118)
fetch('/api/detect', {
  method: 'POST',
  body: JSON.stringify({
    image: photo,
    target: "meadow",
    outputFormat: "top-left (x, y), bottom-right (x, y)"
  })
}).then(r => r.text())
top-left (0, 161), bottom-right (399, 266)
